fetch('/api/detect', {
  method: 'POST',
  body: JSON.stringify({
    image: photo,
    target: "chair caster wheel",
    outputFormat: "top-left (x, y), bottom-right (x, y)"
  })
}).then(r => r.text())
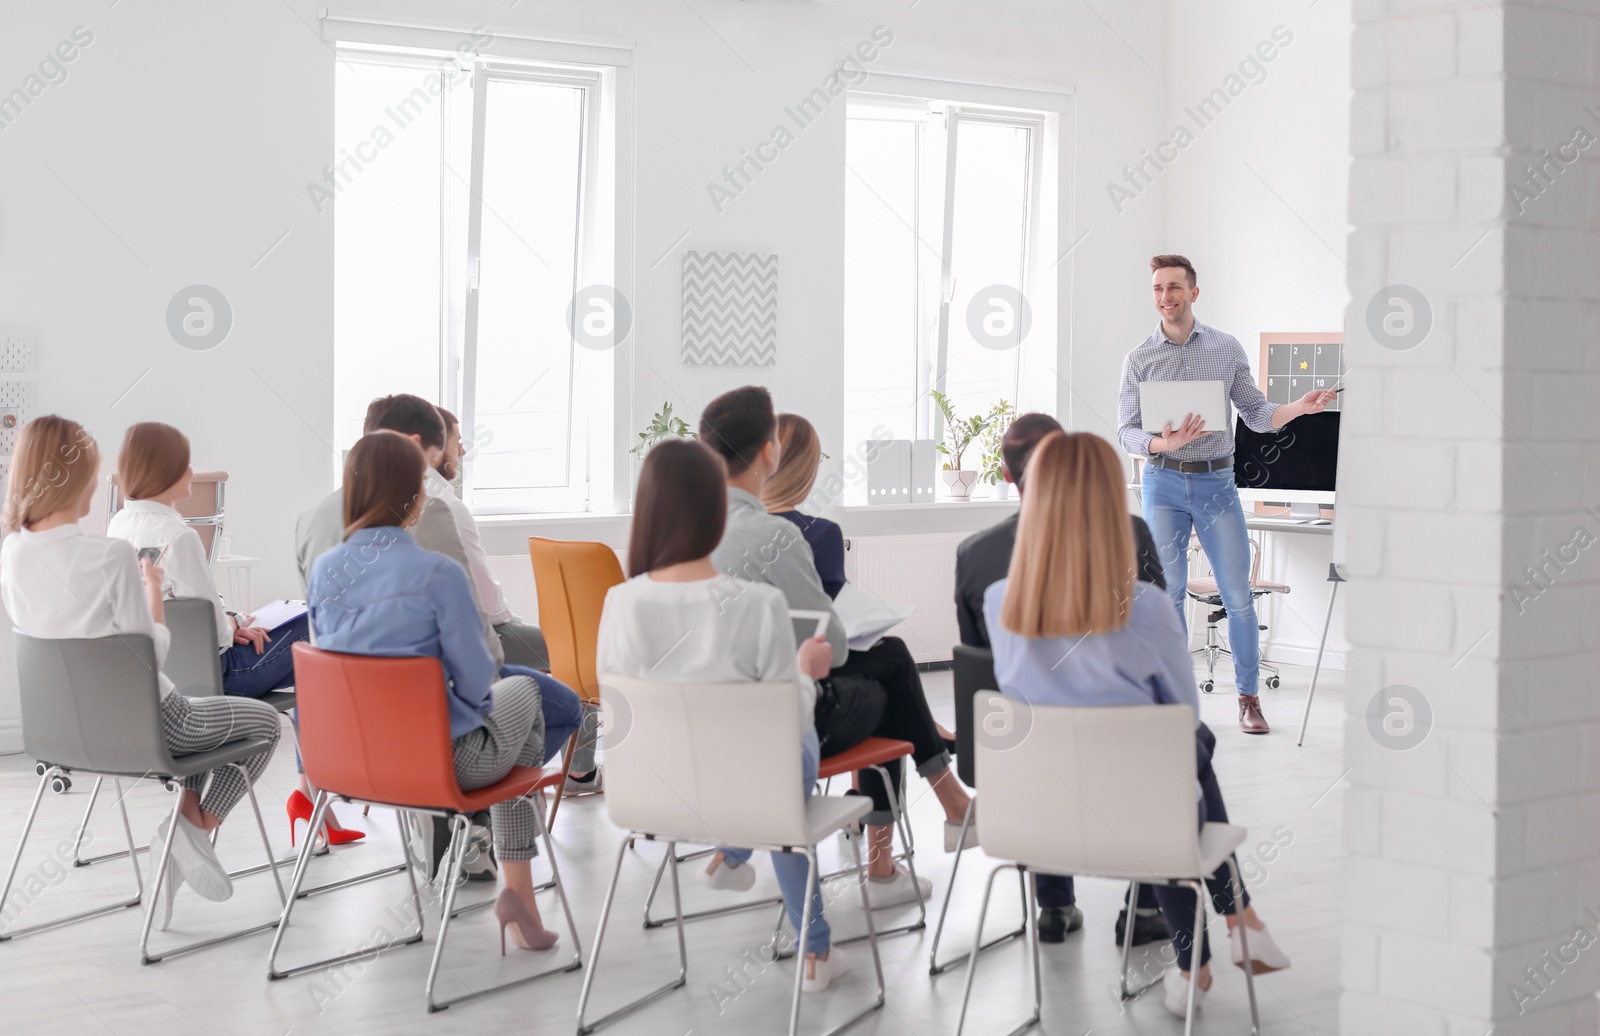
top-left (1266, 675), bottom-right (1280, 690)
top-left (50, 775), bottom-right (72, 794)
top-left (35, 762), bottom-right (47, 777)
top-left (1200, 680), bottom-right (1215, 694)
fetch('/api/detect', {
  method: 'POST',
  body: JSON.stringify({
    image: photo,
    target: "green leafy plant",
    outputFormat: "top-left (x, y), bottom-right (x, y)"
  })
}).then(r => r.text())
top-left (630, 402), bottom-right (695, 456)
top-left (977, 399), bottom-right (1017, 485)
top-left (932, 390), bottom-right (992, 471)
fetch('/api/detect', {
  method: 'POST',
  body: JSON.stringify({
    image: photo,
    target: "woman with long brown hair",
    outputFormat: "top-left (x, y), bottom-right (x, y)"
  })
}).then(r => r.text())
top-left (763, 412), bottom-right (973, 884)
top-left (305, 430), bottom-right (583, 954)
top-left (596, 439), bottom-right (848, 992)
top-left (0, 416), bottom-right (282, 929)
top-left (985, 430), bottom-right (1290, 1017)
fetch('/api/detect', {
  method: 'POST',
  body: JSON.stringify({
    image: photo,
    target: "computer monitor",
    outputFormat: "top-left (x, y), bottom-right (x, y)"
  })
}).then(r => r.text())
top-left (1234, 411), bottom-right (1339, 516)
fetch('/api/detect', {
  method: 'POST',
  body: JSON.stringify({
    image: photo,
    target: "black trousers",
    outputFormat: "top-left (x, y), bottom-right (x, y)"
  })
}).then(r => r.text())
top-left (1147, 721), bottom-right (1248, 970)
top-left (825, 637), bottom-right (950, 826)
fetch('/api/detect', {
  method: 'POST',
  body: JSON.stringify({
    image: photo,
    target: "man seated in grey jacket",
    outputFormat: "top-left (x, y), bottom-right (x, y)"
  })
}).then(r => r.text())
top-left (702, 386), bottom-right (974, 909)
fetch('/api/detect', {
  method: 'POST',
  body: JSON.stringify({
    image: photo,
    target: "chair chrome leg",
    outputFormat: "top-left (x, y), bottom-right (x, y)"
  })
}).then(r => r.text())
top-left (786, 849), bottom-right (817, 1036)
top-left (1117, 881), bottom-right (1161, 999)
top-left (1227, 858), bottom-right (1261, 1036)
top-left (70, 776), bottom-right (102, 864)
top-left (270, 794), bottom-right (425, 981)
top-left (955, 862), bottom-right (1012, 1036)
top-left (137, 789), bottom-right (187, 965)
top-left (576, 833), bottom-right (688, 1035)
top-left (1184, 879), bottom-right (1205, 1036)
top-left (238, 764), bottom-right (286, 905)
top-left (830, 761), bottom-right (925, 948)
top-left (72, 775), bottom-right (155, 868)
top-left (423, 814), bottom-right (472, 1012)
top-left (929, 798), bottom-right (1025, 975)
top-left (641, 843), bottom-right (779, 929)
top-left (1, 770), bottom-right (147, 942)
top-left (142, 775), bottom-right (287, 964)
top-left (1023, 870), bottom-right (1042, 1031)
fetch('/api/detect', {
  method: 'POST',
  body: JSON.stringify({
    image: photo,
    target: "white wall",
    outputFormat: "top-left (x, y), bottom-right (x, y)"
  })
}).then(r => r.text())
top-left (0, 0), bottom-right (1364, 741)
top-left (1162, 0), bottom-right (1354, 668)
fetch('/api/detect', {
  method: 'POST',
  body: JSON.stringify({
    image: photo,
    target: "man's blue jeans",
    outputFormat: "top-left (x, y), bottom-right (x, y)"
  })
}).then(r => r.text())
top-left (500, 665), bottom-right (584, 767)
top-left (719, 729), bottom-right (830, 955)
top-left (1142, 464), bottom-right (1259, 696)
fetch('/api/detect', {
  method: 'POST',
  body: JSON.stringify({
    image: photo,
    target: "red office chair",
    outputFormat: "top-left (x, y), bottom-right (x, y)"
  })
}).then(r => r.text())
top-left (268, 645), bottom-right (582, 1012)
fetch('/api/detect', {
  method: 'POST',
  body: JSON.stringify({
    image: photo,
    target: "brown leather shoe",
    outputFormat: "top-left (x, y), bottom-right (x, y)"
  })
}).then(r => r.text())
top-left (1239, 694), bottom-right (1270, 734)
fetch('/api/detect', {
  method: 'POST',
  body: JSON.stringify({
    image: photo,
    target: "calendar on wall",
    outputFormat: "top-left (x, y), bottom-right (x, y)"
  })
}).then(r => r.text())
top-left (0, 330), bottom-right (38, 459)
top-left (1261, 332), bottom-right (1342, 412)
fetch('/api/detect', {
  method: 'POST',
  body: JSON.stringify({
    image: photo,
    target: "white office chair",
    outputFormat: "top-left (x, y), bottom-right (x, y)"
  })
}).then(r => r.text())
top-left (1186, 535), bottom-right (1287, 693)
top-left (576, 674), bottom-right (887, 1036)
top-left (956, 696), bottom-right (1260, 1036)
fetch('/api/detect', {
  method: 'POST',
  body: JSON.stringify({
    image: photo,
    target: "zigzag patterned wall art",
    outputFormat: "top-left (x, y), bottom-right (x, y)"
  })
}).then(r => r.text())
top-left (682, 250), bottom-right (778, 366)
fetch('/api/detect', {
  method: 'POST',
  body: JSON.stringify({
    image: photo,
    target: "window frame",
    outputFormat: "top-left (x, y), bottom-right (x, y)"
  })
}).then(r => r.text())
top-left (324, 14), bottom-right (635, 516)
top-left (844, 92), bottom-right (1054, 452)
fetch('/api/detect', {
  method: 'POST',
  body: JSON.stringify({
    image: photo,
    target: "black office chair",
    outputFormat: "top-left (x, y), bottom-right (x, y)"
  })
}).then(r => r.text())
top-left (928, 644), bottom-right (1028, 974)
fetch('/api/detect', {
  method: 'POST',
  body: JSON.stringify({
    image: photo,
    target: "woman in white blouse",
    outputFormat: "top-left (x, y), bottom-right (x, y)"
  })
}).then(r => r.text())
top-left (0, 416), bottom-right (282, 928)
top-left (596, 439), bottom-right (846, 993)
top-left (104, 423), bottom-right (355, 846)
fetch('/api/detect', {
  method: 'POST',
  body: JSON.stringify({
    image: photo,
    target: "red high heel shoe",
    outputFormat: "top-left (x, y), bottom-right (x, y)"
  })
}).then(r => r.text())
top-left (287, 789), bottom-right (366, 846)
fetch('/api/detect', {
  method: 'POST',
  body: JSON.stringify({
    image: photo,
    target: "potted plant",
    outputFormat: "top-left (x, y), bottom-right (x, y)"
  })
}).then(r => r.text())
top-left (977, 399), bottom-right (1017, 499)
top-left (932, 390), bottom-right (990, 502)
top-left (630, 402), bottom-right (695, 456)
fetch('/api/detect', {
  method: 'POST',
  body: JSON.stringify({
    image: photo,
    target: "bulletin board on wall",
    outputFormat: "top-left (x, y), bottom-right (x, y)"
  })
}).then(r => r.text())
top-left (1255, 332), bottom-right (1342, 519)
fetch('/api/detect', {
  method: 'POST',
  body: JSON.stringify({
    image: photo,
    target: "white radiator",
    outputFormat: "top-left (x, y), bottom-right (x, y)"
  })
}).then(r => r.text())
top-left (843, 533), bottom-right (966, 665)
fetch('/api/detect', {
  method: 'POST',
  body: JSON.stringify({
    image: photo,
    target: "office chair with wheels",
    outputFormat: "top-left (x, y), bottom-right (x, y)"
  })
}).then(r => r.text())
top-left (1186, 536), bottom-right (1287, 693)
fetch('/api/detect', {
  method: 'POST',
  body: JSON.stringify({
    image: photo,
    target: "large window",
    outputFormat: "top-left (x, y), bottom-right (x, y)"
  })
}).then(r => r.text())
top-left (333, 46), bottom-right (616, 513)
top-left (843, 95), bottom-right (1046, 497)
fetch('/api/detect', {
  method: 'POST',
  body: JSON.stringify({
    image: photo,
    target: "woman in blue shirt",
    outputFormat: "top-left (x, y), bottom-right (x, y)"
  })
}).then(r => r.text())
top-left (307, 431), bottom-right (582, 954)
top-left (984, 430), bottom-right (1290, 1017)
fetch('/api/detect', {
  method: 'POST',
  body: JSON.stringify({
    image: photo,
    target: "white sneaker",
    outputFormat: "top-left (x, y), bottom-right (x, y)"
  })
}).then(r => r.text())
top-left (562, 768), bottom-right (603, 796)
top-left (856, 864), bottom-right (931, 908)
top-left (698, 855), bottom-right (757, 893)
top-left (837, 825), bottom-right (862, 868)
top-left (146, 819), bottom-right (183, 931)
top-left (167, 815), bottom-right (232, 902)
top-left (801, 947), bottom-right (848, 993)
top-left (1231, 920), bottom-right (1291, 973)
top-left (944, 809), bottom-right (979, 852)
top-left (1162, 967), bottom-right (1208, 1018)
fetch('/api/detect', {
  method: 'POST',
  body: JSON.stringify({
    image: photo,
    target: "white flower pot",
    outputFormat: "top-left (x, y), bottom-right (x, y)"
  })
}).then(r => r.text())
top-left (993, 481), bottom-right (1012, 501)
top-left (941, 469), bottom-right (978, 501)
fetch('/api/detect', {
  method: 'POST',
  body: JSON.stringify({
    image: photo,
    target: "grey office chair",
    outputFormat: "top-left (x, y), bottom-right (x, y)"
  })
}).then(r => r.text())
top-left (150, 600), bottom-right (406, 897)
top-left (0, 630), bottom-right (285, 963)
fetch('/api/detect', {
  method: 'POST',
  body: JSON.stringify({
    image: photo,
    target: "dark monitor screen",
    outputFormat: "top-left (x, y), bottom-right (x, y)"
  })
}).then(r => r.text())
top-left (1234, 411), bottom-right (1340, 492)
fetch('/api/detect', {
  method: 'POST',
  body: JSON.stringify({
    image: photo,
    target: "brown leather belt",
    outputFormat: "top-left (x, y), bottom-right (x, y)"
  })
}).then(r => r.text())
top-left (1149, 453), bottom-right (1233, 473)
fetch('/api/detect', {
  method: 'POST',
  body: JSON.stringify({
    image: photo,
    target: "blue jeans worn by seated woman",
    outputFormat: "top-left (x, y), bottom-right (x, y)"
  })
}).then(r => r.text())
top-left (222, 614), bottom-right (311, 698)
top-left (717, 728), bottom-right (829, 955)
top-left (292, 663), bottom-right (584, 776)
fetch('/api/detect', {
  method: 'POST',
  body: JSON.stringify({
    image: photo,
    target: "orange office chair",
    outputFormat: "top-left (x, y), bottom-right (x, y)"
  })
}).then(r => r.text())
top-left (268, 645), bottom-right (582, 1013)
top-left (527, 537), bottom-right (624, 827)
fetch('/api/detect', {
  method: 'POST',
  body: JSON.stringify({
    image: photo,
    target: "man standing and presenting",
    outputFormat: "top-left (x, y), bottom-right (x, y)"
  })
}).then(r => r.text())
top-left (1117, 255), bottom-right (1335, 734)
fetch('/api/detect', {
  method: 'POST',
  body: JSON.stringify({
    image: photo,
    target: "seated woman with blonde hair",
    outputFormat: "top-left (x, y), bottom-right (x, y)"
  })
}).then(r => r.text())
top-left (984, 430), bottom-right (1290, 1017)
top-left (0, 416), bottom-right (282, 928)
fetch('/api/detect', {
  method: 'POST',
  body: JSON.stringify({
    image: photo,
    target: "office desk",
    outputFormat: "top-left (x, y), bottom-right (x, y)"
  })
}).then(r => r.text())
top-left (1246, 517), bottom-right (1332, 537)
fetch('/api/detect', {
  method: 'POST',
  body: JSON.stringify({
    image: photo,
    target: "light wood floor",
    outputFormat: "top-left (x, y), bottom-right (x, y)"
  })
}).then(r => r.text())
top-left (0, 664), bottom-right (1346, 1036)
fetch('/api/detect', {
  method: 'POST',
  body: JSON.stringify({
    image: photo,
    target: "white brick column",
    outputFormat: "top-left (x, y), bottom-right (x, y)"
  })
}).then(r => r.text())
top-left (1343, 0), bottom-right (1600, 1032)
